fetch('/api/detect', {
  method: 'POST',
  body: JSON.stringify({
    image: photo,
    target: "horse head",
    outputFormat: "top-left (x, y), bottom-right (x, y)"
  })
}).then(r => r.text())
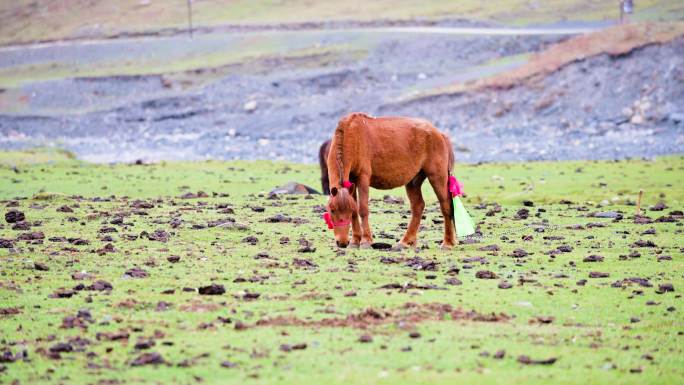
top-left (325, 184), bottom-right (356, 248)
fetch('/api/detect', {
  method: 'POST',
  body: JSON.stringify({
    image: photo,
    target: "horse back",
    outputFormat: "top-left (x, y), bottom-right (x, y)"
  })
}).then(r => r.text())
top-left (337, 113), bottom-right (451, 189)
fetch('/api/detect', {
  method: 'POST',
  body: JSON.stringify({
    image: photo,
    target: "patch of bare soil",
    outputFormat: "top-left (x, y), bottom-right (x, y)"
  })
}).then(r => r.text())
top-left (253, 303), bottom-right (510, 329)
top-left (423, 22), bottom-right (684, 97)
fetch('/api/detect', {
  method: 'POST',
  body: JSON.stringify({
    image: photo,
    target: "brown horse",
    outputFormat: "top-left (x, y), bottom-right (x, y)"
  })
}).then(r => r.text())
top-left (325, 112), bottom-right (456, 249)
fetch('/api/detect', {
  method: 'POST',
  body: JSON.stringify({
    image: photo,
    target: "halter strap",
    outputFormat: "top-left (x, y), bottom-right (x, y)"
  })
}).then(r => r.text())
top-left (323, 212), bottom-right (351, 229)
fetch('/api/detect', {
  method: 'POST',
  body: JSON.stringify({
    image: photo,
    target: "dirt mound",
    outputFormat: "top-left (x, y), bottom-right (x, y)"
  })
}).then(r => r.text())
top-left (415, 22), bottom-right (684, 98)
top-left (254, 303), bottom-right (510, 329)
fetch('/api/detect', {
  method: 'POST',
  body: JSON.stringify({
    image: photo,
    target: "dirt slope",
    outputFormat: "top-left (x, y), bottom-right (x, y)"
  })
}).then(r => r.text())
top-left (409, 22), bottom-right (684, 99)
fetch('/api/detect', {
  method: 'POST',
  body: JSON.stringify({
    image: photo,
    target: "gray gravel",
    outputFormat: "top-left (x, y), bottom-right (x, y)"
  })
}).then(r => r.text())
top-left (1, 28), bottom-right (682, 163)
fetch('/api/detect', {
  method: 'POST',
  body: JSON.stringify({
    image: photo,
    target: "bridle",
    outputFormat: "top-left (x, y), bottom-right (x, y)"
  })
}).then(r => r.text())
top-left (322, 180), bottom-right (354, 230)
top-left (323, 212), bottom-right (351, 229)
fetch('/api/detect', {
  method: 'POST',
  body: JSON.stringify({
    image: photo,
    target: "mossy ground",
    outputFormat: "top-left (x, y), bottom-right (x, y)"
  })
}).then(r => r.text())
top-left (0, 150), bottom-right (682, 385)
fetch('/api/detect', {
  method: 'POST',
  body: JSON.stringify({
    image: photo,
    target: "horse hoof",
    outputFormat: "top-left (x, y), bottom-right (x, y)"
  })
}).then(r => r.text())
top-left (392, 242), bottom-right (409, 251)
top-left (440, 242), bottom-right (455, 250)
top-left (360, 242), bottom-right (372, 249)
top-left (349, 242), bottom-right (360, 249)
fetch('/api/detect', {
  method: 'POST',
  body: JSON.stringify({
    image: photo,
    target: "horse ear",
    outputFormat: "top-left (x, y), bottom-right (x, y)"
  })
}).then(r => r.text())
top-left (331, 187), bottom-right (338, 196)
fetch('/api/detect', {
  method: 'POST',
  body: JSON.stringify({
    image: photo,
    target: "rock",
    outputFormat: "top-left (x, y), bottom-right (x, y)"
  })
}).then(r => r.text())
top-left (49, 342), bottom-right (73, 353)
top-left (405, 257), bottom-right (438, 271)
top-left (242, 236), bottom-right (258, 245)
top-left (634, 215), bottom-right (653, 224)
top-left (265, 214), bottom-right (292, 223)
top-left (383, 195), bottom-right (404, 205)
top-left (633, 239), bottom-right (657, 248)
top-left (593, 211), bottom-right (622, 219)
top-left (243, 100), bottom-right (257, 112)
top-left (5, 210), bottom-right (25, 223)
top-left (221, 361), bottom-right (237, 368)
top-left (12, 222), bottom-right (30, 230)
top-left (198, 284), bottom-right (225, 295)
top-left (517, 355), bottom-right (557, 365)
top-left (124, 267), bottom-right (149, 278)
top-left (583, 255), bottom-right (604, 262)
top-left (358, 334), bottom-right (373, 343)
top-left (515, 208), bottom-right (529, 220)
top-left (87, 280), bottom-right (113, 291)
top-left (649, 202), bottom-right (667, 211)
top-left (510, 248), bottom-right (529, 258)
top-left (476, 270), bottom-right (497, 279)
top-left (34, 262), bottom-right (49, 271)
top-left (144, 229), bottom-right (169, 242)
top-left (71, 272), bottom-right (95, 280)
top-left (269, 182), bottom-right (320, 195)
top-left (656, 283), bottom-right (674, 294)
top-left (293, 258), bottom-right (318, 269)
top-left (0, 239), bottom-right (13, 248)
top-left (56, 205), bottom-right (73, 213)
top-left (478, 244), bottom-right (500, 252)
top-left (297, 245), bottom-right (316, 253)
top-left (131, 352), bottom-right (164, 366)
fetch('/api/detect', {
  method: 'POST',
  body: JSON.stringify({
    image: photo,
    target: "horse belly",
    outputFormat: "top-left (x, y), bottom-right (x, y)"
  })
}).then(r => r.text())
top-left (369, 162), bottom-right (422, 190)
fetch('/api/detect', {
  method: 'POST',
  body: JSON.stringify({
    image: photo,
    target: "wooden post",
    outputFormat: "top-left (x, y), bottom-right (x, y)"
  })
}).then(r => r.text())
top-left (636, 190), bottom-right (643, 216)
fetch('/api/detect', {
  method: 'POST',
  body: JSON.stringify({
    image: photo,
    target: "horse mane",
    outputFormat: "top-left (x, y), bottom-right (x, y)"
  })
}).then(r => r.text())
top-left (328, 187), bottom-right (356, 213)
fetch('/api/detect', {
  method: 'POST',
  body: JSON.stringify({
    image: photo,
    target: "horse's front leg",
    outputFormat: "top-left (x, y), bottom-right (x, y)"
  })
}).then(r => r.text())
top-left (350, 188), bottom-right (362, 247)
top-left (357, 179), bottom-right (373, 248)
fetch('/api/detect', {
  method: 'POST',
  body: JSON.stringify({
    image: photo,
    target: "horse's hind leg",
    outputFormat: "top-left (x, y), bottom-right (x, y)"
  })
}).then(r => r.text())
top-left (399, 173), bottom-right (426, 248)
top-left (427, 173), bottom-right (457, 249)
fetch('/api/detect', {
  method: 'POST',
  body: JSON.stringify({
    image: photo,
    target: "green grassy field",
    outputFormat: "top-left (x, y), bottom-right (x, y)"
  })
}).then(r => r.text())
top-left (1, 150), bottom-right (683, 385)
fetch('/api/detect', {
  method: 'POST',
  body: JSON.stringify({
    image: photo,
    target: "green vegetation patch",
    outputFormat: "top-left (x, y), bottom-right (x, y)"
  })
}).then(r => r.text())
top-left (1, 153), bottom-right (683, 384)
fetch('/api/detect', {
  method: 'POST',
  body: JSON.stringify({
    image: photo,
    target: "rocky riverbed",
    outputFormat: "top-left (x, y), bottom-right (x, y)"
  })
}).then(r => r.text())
top-left (0, 26), bottom-right (682, 163)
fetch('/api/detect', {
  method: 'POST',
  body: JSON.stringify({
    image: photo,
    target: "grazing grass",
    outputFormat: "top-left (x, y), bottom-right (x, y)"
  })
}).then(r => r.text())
top-left (0, 150), bottom-right (683, 384)
top-left (1, 0), bottom-right (683, 45)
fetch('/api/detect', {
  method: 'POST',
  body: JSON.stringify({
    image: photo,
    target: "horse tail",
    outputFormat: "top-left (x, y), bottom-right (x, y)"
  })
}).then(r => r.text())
top-left (318, 140), bottom-right (331, 195)
top-left (442, 133), bottom-right (455, 173)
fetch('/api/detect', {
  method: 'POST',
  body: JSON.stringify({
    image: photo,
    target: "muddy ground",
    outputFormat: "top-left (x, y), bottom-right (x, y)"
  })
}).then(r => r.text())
top-left (0, 26), bottom-right (683, 163)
